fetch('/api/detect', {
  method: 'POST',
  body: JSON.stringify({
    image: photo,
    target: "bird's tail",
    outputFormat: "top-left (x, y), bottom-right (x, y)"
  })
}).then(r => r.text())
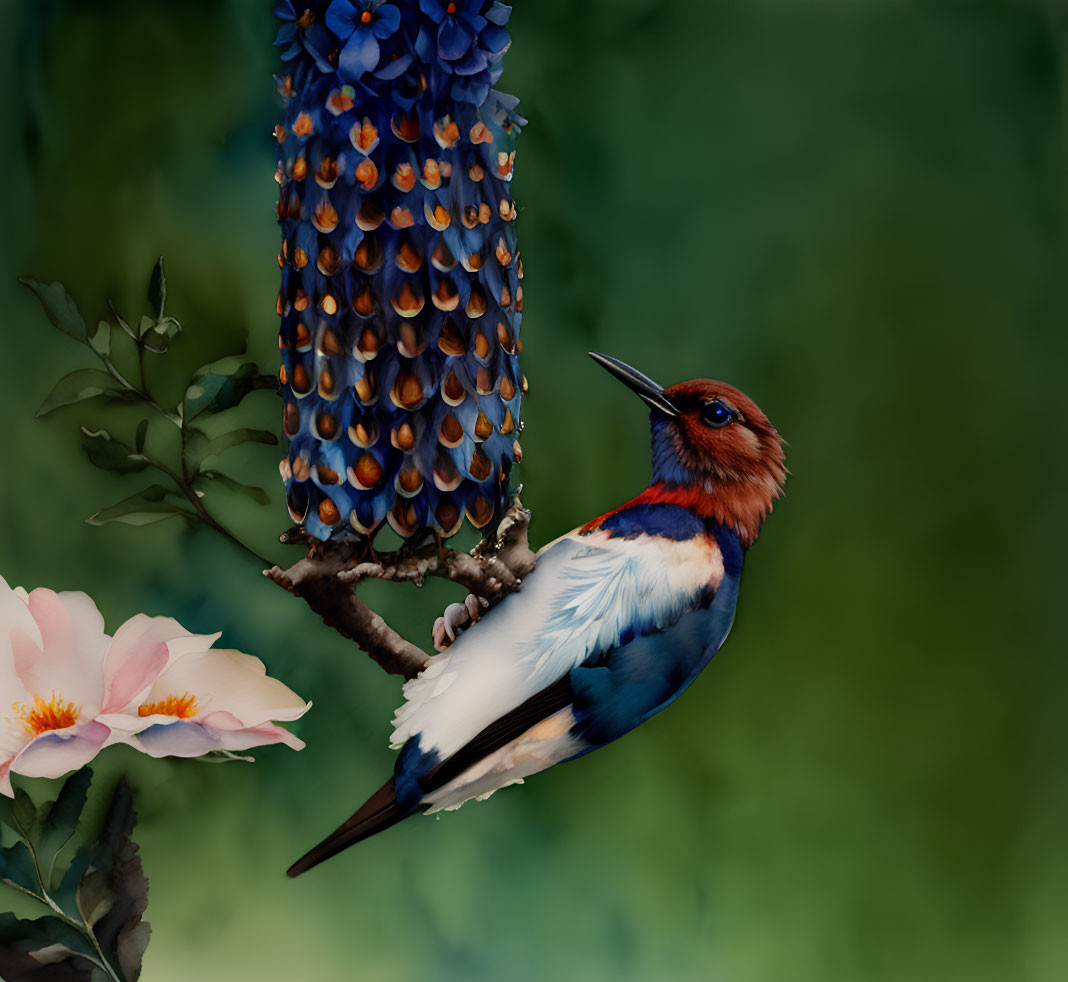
top-left (286, 778), bottom-right (408, 878)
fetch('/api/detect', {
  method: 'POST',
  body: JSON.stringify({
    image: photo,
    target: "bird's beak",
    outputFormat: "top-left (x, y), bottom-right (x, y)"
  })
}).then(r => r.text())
top-left (588, 352), bottom-right (679, 417)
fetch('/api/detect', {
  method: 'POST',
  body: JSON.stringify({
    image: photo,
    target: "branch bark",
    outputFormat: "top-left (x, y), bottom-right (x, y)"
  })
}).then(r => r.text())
top-left (264, 499), bottom-right (536, 680)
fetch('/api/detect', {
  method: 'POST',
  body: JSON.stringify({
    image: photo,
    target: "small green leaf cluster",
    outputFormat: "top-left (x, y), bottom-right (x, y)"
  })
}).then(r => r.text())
top-left (0, 771), bottom-right (149, 982)
top-left (20, 259), bottom-right (278, 552)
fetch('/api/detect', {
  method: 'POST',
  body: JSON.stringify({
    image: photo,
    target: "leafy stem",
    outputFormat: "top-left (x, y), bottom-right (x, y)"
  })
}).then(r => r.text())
top-left (13, 837), bottom-right (122, 982)
top-left (0, 773), bottom-right (145, 981)
top-left (21, 257), bottom-right (280, 568)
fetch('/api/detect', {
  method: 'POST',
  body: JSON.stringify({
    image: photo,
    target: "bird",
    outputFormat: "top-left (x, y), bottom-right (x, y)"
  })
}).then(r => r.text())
top-left (287, 351), bottom-right (786, 876)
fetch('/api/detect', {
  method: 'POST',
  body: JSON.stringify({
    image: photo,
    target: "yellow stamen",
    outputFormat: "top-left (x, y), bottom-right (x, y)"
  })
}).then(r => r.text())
top-left (138, 692), bottom-right (198, 719)
top-left (14, 692), bottom-right (81, 736)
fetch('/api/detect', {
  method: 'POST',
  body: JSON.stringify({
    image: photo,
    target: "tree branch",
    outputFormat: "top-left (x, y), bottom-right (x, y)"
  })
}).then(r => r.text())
top-left (264, 499), bottom-right (536, 680)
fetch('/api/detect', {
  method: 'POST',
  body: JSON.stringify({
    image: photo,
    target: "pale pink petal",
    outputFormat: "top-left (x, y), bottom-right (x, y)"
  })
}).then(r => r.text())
top-left (126, 720), bottom-right (218, 758)
top-left (144, 649), bottom-right (309, 727)
top-left (10, 720), bottom-right (110, 780)
top-left (101, 616), bottom-right (219, 713)
top-left (14, 589), bottom-right (109, 710)
top-left (215, 722), bottom-right (306, 752)
top-left (0, 578), bottom-right (38, 702)
top-left (125, 719), bottom-right (303, 758)
top-left (0, 760), bottom-right (13, 797)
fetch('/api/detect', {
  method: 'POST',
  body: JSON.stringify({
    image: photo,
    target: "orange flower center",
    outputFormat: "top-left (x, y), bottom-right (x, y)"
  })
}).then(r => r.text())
top-left (447, 2), bottom-right (457, 12)
top-left (361, 10), bottom-right (372, 22)
top-left (138, 692), bottom-right (199, 719)
top-left (14, 693), bottom-right (81, 736)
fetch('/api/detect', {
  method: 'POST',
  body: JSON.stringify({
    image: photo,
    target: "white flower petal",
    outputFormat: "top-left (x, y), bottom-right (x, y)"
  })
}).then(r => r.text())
top-left (144, 649), bottom-right (310, 727)
top-left (10, 720), bottom-right (111, 781)
top-left (12, 588), bottom-right (109, 711)
top-left (102, 615), bottom-right (216, 713)
top-left (126, 718), bottom-right (304, 758)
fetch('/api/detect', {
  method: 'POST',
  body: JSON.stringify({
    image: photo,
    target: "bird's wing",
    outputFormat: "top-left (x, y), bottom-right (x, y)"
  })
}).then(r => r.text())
top-left (391, 528), bottom-right (725, 761)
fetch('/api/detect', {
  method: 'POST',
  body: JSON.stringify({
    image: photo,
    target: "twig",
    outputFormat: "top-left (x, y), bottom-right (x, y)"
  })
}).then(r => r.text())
top-left (264, 499), bottom-right (537, 680)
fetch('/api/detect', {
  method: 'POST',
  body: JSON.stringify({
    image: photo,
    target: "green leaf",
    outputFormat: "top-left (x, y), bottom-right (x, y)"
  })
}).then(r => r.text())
top-left (147, 256), bottom-right (166, 318)
top-left (137, 315), bottom-right (155, 339)
top-left (141, 315), bottom-right (181, 354)
top-left (13, 787), bottom-right (37, 839)
top-left (75, 870), bottom-right (113, 928)
top-left (0, 912), bottom-right (98, 981)
top-left (88, 321), bottom-right (111, 357)
top-left (90, 780), bottom-right (150, 981)
top-left (197, 471), bottom-right (270, 506)
top-left (107, 299), bottom-right (136, 341)
top-left (182, 358), bottom-right (276, 421)
top-left (184, 426), bottom-right (278, 467)
top-left (36, 370), bottom-right (130, 418)
top-left (134, 419), bottom-right (148, 455)
top-left (19, 277), bottom-right (87, 342)
top-left (0, 793), bottom-right (15, 832)
top-left (80, 428), bottom-right (148, 475)
top-left (86, 485), bottom-right (194, 528)
top-left (38, 770), bottom-right (93, 888)
top-left (0, 841), bottom-right (39, 896)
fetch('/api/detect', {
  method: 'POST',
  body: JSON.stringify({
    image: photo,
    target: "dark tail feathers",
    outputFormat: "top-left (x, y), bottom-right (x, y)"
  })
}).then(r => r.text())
top-left (286, 777), bottom-right (408, 877)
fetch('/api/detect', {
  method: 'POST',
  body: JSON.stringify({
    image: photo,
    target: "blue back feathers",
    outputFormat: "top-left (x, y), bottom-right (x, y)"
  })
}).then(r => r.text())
top-left (594, 503), bottom-right (707, 541)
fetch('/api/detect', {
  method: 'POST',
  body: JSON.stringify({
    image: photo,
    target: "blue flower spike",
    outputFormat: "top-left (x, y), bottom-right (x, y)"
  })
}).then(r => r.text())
top-left (274, 0), bottom-right (524, 543)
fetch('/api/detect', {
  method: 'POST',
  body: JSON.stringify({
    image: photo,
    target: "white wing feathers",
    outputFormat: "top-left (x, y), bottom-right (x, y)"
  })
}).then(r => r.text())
top-left (390, 529), bottom-right (722, 760)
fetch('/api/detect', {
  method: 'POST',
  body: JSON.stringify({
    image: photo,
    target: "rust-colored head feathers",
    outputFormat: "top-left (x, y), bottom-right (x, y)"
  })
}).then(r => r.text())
top-left (590, 353), bottom-right (787, 547)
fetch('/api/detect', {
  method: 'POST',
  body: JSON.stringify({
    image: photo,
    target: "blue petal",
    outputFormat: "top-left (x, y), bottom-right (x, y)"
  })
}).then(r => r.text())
top-left (305, 23), bottom-right (334, 61)
top-left (480, 23), bottom-right (510, 54)
top-left (419, 0), bottom-right (446, 21)
top-left (453, 44), bottom-right (488, 76)
top-left (325, 0), bottom-right (359, 39)
top-left (274, 22), bottom-right (298, 47)
top-left (339, 26), bottom-right (381, 76)
top-left (451, 73), bottom-right (489, 105)
top-left (373, 3), bottom-right (401, 36)
top-left (485, 2), bottom-right (511, 26)
top-left (274, 1), bottom-right (298, 20)
top-left (439, 17), bottom-right (474, 61)
top-left (414, 21), bottom-right (436, 61)
top-left (374, 48), bottom-right (414, 79)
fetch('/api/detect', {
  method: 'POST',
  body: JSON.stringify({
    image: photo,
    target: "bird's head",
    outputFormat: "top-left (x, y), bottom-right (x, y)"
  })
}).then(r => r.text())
top-left (590, 352), bottom-right (787, 546)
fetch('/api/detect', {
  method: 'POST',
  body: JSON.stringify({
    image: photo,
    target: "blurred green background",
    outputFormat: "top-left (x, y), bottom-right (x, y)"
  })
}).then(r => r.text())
top-left (1, 0), bottom-right (1065, 979)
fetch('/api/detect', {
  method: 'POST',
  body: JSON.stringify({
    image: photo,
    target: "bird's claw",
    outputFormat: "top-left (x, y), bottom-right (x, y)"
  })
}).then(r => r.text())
top-left (432, 593), bottom-right (482, 652)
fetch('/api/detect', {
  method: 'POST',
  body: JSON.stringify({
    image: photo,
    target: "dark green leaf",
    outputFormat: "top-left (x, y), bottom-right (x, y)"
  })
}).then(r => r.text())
top-left (147, 257), bottom-right (166, 318)
top-left (134, 420), bottom-right (148, 455)
top-left (80, 429), bottom-right (148, 475)
top-left (91, 780), bottom-right (150, 981)
top-left (54, 846), bottom-right (95, 916)
top-left (107, 300), bottom-right (136, 341)
top-left (198, 471), bottom-right (270, 506)
top-left (88, 322), bottom-right (110, 357)
top-left (141, 315), bottom-right (181, 354)
top-left (36, 370), bottom-right (130, 418)
top-left (0, 841), bottom-right (39, 896)
top-left (19, 278), bottom-right (87, 342)
top-left (86, 485), bottom-right (194, 528)
top-left (38, 770), bottom-right (93, 889)
top-left (13, 787), bottom-right (36, 839)
top-left (0, 792), bottom-right (15, 831)
top-left (0, 912), bottom-right (97, 981)
top-left (75, 871), bottom-right (113, 929)
top-left (182, 358), bottom-right (277, 421)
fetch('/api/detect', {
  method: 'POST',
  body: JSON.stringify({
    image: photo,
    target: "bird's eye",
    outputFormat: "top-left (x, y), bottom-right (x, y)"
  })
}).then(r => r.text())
top-left (701, 400), bottom-right (734, 428)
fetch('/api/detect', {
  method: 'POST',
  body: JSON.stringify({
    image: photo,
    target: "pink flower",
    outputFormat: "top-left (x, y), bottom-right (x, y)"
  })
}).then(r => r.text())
top-left (0, 576), bottom-right (310, 795)
top-left (100, 644), bottom-right (310, 758)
